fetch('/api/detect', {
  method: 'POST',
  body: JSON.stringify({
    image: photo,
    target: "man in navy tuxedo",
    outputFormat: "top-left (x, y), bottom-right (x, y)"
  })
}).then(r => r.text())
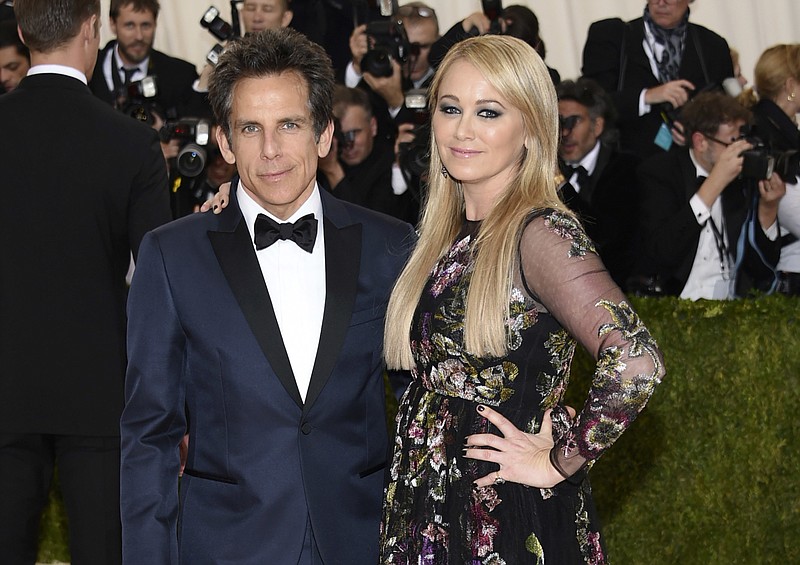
top-left (120, 28), bottom-right (414, 564)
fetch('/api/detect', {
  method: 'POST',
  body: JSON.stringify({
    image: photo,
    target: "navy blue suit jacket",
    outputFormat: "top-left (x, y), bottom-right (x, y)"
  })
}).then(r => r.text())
top-left (120, 182), bottom-right (414, 564)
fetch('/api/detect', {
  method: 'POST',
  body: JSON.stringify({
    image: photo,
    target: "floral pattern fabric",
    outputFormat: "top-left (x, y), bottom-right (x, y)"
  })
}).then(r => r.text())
top-left (380, 210), bottom-right (664, 564)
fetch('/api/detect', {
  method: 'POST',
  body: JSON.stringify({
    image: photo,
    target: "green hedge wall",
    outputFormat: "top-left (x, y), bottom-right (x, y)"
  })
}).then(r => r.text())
top-left (38, 296), bottom-right (799, 563)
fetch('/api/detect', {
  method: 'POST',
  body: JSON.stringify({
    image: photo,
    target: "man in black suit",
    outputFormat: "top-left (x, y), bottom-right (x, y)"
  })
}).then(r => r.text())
top-left (120, 28), bottom-right (414, 564)
top-left (634, 91), bottom-right (784, 299)
top-left (0, 0), bottom-right (171, 563)
top-left (582, 0), bottom-right (734, 160)
top-left (89, 0), bottom-right (207, 121)
top-left (556, 78), bottom-right (640, 290)
top-left (318, 85), bottom-right (409, 221)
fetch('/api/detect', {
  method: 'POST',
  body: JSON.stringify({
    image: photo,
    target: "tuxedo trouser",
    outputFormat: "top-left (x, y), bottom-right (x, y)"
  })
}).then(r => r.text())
top-left (0, 433), bottom-right (121, 565)
top-left (298, 515), bottom-right (323, 565)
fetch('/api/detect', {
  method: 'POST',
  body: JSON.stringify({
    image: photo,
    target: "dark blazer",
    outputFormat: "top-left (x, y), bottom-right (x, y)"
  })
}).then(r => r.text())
top-left (120, 183), bottom-right (415, 564)
top-left (560, 144), bottom-right (641, 289)
top-left (634, 148), bottom-right (780, 296)
top-left (582, 17), bottom-right (733, 159)
top-left (89, 41), bottom-right (209, 119)
top-left (0, 73), bottom-right (171, 436)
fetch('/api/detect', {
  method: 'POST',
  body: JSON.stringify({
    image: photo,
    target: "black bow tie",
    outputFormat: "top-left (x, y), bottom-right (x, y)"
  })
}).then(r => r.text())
top-left (254, 213), bottom-right (318, 253)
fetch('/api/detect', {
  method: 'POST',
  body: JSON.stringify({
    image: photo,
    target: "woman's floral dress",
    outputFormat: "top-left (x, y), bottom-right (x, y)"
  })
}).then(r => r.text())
top-left (379, 210), bottom-right (664, 564)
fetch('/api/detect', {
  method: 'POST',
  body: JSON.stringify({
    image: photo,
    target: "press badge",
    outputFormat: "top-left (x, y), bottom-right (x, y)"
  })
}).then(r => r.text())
top-left (654, 122), bottom-right (673, 151)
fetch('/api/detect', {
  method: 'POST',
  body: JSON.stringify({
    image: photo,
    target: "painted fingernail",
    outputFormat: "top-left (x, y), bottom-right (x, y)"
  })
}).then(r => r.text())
top-left (477, 405), bottom-right (486, 412)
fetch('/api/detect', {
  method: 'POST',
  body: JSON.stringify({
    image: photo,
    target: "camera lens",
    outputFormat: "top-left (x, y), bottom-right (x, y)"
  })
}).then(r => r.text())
top-left (177, 144), bottom-right (207, 177)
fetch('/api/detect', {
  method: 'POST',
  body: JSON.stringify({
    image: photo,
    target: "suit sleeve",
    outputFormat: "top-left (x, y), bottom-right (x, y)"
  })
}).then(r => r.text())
top-left (128, 129), bottom-right (171, 260)
top-left (121, 231), bottom-right (186, 565)
top-left (635, 159), bottom-right (703, 276)
top-left (582, 19), bottom-right (643, 123)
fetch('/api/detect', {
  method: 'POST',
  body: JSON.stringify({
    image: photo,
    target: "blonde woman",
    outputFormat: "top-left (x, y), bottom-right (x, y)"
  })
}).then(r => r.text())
top-left (742, 44), bottom-right (800, 294)
top-left (379, 35), bottom-right (664, 564)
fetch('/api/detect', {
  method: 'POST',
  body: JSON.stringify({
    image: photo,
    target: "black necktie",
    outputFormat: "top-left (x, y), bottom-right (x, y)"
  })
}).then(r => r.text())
top-left (121, 67), bottom-right (138, 86)
top-left (254, 213), bottom-right (317, 253)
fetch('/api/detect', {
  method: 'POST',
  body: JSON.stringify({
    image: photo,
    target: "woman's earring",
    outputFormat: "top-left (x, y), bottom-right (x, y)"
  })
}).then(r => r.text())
top-left (441, 165), bottom-right (449, 179)
top-left (788, 91), bottom-right (797, 102)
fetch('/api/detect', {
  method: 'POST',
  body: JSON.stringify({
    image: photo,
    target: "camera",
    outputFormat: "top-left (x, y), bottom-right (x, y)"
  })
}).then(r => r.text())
top-left (740, 130), bottom-right (800, 182)
top-left (482, 0), bottom-right (503, 34)
top-left (361, 18), bottom-right (411, 78)
top-left (333, 117), bottom-right (357, 157)
top-left (397, 89), bottom-right (431, 179)
top-left (115, 76), bottom-right (159, 125)
top-left (201, 6), bottom-right (235, 41)
top-left (160, 118), bottom-right (211, 178)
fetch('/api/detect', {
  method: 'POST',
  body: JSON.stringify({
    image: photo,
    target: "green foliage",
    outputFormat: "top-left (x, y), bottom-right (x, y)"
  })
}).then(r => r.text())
top-left (38, 296), bottom-right (800, 563)
top-left (566, 295), bottom-right (800, 564)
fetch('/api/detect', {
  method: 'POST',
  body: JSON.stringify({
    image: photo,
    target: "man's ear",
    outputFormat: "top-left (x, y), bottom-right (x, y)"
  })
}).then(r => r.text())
top-left (592, 116), bottom-right (605, 138)
top-left (370, 115), bottom-right (377, 138)
top-left (282, 10), bottom-right (294, 28)
top-left (216, 126), bottom-right (236, 165)
top-left (690, 131), bottom-right (705, 151)
top-left (317, 120), bottom-right (334, 159)
top-left (109, 16), bottom-right (118, 36)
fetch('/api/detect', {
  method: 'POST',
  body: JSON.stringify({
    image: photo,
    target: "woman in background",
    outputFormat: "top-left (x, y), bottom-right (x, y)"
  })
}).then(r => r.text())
top-left (742, 44), bottom-right (800, 294)
top-left (379, 35), bottom-right (664, 564)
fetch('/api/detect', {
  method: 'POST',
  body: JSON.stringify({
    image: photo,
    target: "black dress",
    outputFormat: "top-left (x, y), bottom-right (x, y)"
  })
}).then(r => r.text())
top-left (380, 210), bottom-right (664, 564)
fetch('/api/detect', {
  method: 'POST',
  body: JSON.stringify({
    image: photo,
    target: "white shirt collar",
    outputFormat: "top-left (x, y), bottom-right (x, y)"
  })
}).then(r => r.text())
top-left (238, 180), bottom-right (324, 244)
top-left (689, 148), bottom-right (711, 178)
top-left (575, 140), bottom-right (602, 176)
top-left (27, 64), bottom-right (88, 85)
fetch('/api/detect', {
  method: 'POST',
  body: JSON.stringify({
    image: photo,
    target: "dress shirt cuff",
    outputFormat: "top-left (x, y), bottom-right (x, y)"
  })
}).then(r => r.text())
top-left (763, 221), bottom-right (780, 241)
top-left (344, 61), bottom-right (361, 88)
top-left (391, 162), bottom-right (408, 195)
top-left (639, 89), bottom-right (651, 117)
top-left (689, 194), bottom-right (711, 225)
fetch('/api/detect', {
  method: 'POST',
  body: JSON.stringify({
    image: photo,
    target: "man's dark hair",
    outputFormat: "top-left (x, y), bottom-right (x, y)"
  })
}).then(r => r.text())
top-left (501, 5), bottom-right (541, 55)
top-left (333, 85), bottom-right (372, 120)
top-left (556, 77), bottom-right (618, 123)
top-left (14, 0), bottom-right (99, 53)
top-left (680, 91), bottom-right (752, 140)
top-left (209, 28), bottom-right (334, 144)
top-left (110, 0), bottom-right (160, 21)
top-left (0, 19), bottom-right (30, 61)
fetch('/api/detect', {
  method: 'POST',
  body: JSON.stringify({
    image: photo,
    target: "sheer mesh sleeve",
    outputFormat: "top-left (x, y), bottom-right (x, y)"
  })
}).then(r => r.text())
top-left (518, 210), bottom-right (665, 481)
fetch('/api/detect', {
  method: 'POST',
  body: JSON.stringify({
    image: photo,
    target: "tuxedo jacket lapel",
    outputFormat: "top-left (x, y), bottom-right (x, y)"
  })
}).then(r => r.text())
top-left (208, 183), bottom-right (304, 408)
top-left (303, 195), bottom-right (362, 414)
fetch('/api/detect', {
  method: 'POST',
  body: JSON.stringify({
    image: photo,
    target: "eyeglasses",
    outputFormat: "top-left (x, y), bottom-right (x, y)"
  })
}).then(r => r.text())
top-left (559, 115), bottom-right (584, 131)
top-left (703, 133), bottom-right (746, 147)
top-left (647, 0), bottom-right (683, 5)
top-left (397, 5), bottom-right (436, 19)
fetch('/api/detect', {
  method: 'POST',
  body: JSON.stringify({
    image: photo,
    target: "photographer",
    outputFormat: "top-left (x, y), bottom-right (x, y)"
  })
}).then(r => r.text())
top-left (0, 18), bottom-right (29, 94)
top-left (740, 44), bottom-right (800, 294)
top-left (428, 4), bottom-right (560, 85)
top-left (318, 85), bottom-right (409, 220)
top-left (345, 2), bottom-right (439, 139)
top-left (633, 91), bottom-right (785, 299)
top-left (582, 0), bottom-right (734, 160)
top-left (89, 0), bottom-right (209, 126)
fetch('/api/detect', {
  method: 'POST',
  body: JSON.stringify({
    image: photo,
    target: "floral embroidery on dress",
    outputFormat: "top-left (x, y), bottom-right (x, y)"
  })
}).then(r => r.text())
top-left (380, 215), bottom-right (661, 564)
top-left (543, 210), bottom-right (597, 258)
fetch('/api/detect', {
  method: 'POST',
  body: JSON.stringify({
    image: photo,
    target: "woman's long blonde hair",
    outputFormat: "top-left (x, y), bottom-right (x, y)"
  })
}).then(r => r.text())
top-left (384, 35), bottom-right (566, 369)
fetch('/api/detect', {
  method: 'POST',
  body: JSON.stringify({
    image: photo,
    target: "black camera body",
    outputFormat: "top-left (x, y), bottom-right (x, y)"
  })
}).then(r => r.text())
top-left (740, 132), bottom-right (800, 182)
top-left (115, 76), bottom-right (160, 125)
top-left (160, 118), bottom-right (211, 178)
top-left (333, 117), bottom-right (357, 157)
top-left (361, 18), bottom-right (411, 78)
top-left (201, 5), bottom-right (236, 41)
top-left (397, 89), bottom-right (431, 179)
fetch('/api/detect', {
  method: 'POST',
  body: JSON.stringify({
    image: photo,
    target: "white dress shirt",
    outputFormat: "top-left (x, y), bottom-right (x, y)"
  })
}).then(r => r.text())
top-left (682, 151), bottom-right (732, 300)
top-left (27, 64), bottom-right (87, 84)
top-left (564, 140), bottom-right (601, 194)
top-left (101, 44), bottom-right (150, 91)
top-left (777, 179), bottom-right (800, 273)
top-left (238, 184), bottom-right (326, 401)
